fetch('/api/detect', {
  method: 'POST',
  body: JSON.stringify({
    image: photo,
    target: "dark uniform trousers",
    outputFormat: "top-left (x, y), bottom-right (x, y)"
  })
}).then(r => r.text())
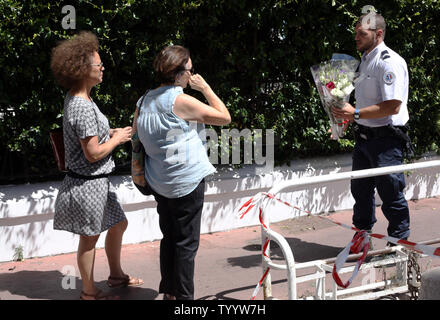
top-left (351, 133), bottom-right (410, 240)
top-left (152, 179), bottom-right (205, 300)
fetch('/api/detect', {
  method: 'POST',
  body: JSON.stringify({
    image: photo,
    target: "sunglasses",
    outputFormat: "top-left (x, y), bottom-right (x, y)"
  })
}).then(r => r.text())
top-left (183, 67), bottom-right (194, 74)
top-left (90, 62), bottom-right (104, 68)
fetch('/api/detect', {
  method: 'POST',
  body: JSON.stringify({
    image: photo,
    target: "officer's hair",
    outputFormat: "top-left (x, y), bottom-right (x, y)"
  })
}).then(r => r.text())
top-left (356, 13), bottom-right (386, 40)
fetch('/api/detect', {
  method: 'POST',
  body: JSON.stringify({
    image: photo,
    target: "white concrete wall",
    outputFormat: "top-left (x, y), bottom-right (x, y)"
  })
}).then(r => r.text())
top-left (1, 153), bottom-right (439, 262)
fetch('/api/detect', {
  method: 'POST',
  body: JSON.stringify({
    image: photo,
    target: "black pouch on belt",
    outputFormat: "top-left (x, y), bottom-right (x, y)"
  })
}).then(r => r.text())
top-left (386, 124), bottom-right (415, 160)
top-left (353, 123), bottom-right (415, 160)
top-left (353, 123), bottom-right (386, 140)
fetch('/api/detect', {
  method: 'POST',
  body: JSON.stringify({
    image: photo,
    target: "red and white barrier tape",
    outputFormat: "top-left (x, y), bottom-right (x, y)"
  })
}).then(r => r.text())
top-left (251, 267), bottom-right (271, 300)
top-left (240, 192), bottom-right (440, 293)
top-left (332, 230), bottom-right (370, 288)
top-left (241, 195), bottom-right (274, 299)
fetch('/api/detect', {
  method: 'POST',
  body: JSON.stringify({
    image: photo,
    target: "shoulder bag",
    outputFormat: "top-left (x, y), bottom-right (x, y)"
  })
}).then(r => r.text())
top-left (131, 90), bottom-right (153, 195)
top-left (49, 127), bottom-right (67, 172)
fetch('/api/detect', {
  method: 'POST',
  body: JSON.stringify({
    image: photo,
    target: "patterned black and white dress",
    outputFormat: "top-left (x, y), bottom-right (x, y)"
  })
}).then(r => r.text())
top-left (54, 94), bottom-right (126, 236)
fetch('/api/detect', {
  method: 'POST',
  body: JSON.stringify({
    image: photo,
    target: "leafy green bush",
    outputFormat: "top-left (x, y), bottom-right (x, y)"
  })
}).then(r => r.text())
top-left (1, 0), bottom-right (439, 184)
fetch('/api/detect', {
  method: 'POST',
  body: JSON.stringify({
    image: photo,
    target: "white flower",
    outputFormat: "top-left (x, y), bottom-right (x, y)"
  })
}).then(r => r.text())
top-left (336, 79), bottom-right (350, 90)
top-left (331, 88), bottom-right (345, 99)
top-left (343, 84), bottom-right (355, 96)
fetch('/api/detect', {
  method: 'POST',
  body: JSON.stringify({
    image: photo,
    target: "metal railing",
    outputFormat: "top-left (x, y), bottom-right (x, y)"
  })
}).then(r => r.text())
top-left (258, 160), bottom-right (440, 300)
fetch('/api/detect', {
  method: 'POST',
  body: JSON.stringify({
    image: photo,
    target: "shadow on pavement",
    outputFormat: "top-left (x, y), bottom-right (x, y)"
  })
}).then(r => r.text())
top-left (0, 270), bottom-right (158, 300)
top-left (227, 237), bottom-right (344, 269)
top-left (197, 278), bottom-right (287, 300)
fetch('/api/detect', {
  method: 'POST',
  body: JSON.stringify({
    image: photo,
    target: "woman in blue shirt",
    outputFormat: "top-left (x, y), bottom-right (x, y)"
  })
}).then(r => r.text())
top-left (135, 45), bottom-right (231, 300)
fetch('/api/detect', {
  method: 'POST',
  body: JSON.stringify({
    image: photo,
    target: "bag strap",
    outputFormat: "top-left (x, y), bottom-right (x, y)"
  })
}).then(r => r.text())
top-left (132, 89), bottom-right (150, 133)
top-left (138, 89), bottom-right (150, 111)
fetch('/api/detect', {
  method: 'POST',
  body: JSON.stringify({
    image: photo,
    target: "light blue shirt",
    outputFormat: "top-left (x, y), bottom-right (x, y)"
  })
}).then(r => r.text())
top-left (355, 42), bottom-right (409, 127)
top-left (137, 85), bottom-right (216, 198)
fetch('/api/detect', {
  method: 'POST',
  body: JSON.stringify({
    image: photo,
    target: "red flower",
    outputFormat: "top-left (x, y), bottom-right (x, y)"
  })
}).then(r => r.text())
top-left (326, 82), bottom-right (335, 90)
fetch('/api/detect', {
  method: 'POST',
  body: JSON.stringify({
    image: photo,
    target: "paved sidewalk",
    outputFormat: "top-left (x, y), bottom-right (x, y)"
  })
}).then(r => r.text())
top-left (1, 197), bottom-right (440, 300)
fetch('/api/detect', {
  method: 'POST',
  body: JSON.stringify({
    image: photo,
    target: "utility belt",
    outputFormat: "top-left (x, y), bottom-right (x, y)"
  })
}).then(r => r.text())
top-left (353, 123), bottom-right (415, 159)
top-left (67, 169), bottom-right (110, 180)
top-left (353, 123), bottom-right (403, 140)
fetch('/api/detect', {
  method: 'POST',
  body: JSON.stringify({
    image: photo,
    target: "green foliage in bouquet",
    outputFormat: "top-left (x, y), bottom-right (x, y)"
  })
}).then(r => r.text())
top-left (0, 0), bottom-right (439, 183)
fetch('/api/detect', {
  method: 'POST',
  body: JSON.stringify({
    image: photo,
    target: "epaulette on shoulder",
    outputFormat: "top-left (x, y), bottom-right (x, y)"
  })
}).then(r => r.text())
top-left (380, 50), bottom-right (391, 61)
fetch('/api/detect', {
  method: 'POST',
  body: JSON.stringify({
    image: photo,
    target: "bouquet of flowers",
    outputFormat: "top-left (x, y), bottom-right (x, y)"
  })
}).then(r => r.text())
top-left (310, 54), bottom-right (360, 140)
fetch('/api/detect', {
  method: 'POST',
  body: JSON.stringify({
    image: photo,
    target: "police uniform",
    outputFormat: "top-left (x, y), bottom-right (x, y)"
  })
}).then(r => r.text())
top-left (351, 41), bottom-right (410, 240)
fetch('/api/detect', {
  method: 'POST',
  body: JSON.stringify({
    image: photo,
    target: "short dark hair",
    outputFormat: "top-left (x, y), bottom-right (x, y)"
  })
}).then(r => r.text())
top-left (153, 45), bottom-right (190, 84)
top-left (356, 13), bottom-right (386, 39)
top-left (50, 31), bottom-right (99, 89)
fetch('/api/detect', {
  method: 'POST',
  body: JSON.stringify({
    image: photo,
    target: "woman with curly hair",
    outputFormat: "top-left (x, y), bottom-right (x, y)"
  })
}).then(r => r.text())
top-left (51, 31), bottom-right (143, 300)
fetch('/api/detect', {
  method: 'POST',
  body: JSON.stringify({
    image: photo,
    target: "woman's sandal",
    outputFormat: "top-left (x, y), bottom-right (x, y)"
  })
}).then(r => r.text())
top-left (80, 289), bottom-right (119, 300)
top-left (107, 275), bottom-right (144, 288)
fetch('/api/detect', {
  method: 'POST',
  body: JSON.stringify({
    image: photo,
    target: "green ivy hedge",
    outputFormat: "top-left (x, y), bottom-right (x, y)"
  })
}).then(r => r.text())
top-left (1, 0), bottom-right (439, 184)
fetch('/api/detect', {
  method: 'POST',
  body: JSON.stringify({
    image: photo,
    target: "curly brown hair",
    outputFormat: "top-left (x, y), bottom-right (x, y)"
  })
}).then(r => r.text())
top-left (50, 31), bottom-right (99, 89)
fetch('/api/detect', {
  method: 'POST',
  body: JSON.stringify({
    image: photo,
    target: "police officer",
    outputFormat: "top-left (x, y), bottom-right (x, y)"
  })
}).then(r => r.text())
top-left (332, 13), bottom-right (411, 244)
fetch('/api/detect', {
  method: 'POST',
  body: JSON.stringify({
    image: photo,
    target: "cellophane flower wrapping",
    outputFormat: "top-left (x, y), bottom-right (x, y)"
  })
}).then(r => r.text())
top-left (310, 55), bottom-right (360, 140)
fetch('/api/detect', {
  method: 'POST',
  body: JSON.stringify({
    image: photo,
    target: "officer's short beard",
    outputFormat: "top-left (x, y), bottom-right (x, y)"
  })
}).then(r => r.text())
top-left (363, 32), bottom-right (380, 54)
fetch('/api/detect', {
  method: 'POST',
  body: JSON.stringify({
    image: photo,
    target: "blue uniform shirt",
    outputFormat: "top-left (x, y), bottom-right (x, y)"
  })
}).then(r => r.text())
top-left (355, 42), bottom-right (409, 127)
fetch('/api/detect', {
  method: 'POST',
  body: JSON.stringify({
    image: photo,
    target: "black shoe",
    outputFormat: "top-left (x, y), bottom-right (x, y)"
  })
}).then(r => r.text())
top-left (386, 237), bottom-right (407, 247)
top-left (387, 240), bottom-right (400, 250)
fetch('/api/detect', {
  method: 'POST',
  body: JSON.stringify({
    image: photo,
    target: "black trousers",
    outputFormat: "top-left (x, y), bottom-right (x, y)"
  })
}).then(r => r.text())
top-left (152, 179), bottom-right (205, 300)
top-left (351, 136), bottom-right (410, 239)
